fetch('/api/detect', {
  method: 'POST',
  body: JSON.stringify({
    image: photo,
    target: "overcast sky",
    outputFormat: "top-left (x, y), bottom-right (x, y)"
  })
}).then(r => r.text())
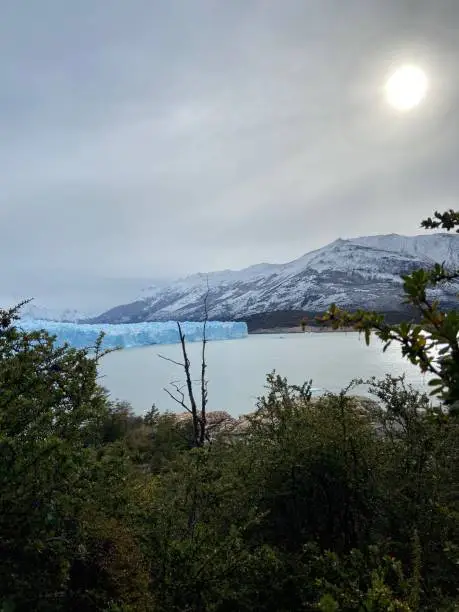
top-left (1, 0), bottom-right (458, 310)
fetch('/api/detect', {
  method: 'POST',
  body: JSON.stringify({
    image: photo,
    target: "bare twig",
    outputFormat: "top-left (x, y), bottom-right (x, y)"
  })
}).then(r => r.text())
top-left (170, 380), bottom-right (187, 399)
top-left (158, 354), bottom-right (185, 368)
top-left (163, 387), bottom-right (193, 415)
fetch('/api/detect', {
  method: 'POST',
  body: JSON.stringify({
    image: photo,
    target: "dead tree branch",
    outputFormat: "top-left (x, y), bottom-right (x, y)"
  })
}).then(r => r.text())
top-left (177, 321), bottom-right (201, 446)
top-left (163, 385), bottom-right (193, 415)
top-left (158, 354), bottom-right (185, 368)
top-left (199, 283), bottom-right (210, 445)
top-left (159, 285), bottom-right (211, 447)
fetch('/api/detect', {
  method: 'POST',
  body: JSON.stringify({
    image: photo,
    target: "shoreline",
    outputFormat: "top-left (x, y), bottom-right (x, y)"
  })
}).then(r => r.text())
top-left (249, 325), bottom-right (357, 335)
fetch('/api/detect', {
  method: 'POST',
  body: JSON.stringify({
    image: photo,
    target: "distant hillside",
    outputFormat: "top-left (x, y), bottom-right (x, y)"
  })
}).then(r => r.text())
top-left (21, 303), bottom-right (93, 323)
top-left (238, 308), bottom-right (421, 333)
top-left (89, 233), bottom-right (459, 326)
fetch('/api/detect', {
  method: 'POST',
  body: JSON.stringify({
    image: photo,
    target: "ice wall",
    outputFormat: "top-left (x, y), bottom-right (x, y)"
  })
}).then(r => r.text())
top-left (18, 319), bottom-right (248, 349)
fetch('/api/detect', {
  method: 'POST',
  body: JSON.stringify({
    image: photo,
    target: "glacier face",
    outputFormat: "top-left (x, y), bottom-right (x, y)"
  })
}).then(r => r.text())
top-left (18, 319), bottom-right (248, 349)
top-left (92, 232), bottom-right (459, 325)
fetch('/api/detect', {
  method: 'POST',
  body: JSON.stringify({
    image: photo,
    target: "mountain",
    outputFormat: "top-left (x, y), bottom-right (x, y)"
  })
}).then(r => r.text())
top-left (21, 303), bottom-right (95, 323)
top-left (89, 233), bottom-right (459, 327)
top-left (349, 234), bottom-right (459, 268)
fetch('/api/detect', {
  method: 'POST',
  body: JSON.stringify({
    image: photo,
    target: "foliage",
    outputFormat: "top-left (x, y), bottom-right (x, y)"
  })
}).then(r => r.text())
top-left (318, 209), bottom-right (459, 412)
top-left (1, 275), bottom-right (459, 609)
top-left (0, 304), bottom-right (151, 611)
top-left (421, 209), bottom-right (459, 233)
top-left (314, 546), bottom-right (413, 611)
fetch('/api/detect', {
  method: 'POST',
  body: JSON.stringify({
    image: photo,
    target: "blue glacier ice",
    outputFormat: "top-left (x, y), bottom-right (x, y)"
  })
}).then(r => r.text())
top-left (18, 319), bottom-right (248, 349)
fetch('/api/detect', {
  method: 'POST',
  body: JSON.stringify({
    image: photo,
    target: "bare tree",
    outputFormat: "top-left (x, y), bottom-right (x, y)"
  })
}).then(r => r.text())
top-left (159, 287), bottom-right (210, 447)
top-left (199, 287), bottom-right (209, 445)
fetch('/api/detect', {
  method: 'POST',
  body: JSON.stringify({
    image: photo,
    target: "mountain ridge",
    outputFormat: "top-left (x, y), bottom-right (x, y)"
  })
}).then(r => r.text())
top-left (21, 304), bottom-right (95, 323)
top-left (89, 232), bottom-right (459, 326)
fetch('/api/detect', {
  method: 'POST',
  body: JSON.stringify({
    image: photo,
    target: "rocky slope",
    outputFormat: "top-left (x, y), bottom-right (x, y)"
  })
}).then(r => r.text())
top-left (90, 233), bottom-right (459, 325)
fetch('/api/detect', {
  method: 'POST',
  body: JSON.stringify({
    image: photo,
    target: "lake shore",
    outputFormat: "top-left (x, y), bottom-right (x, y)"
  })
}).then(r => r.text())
top-left (249, 325), bottom-right (357, 335)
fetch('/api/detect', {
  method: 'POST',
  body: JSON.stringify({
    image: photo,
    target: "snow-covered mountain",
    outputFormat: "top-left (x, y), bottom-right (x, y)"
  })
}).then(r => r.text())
top-left (350, 234), bottom-right (459, 269)
top-left (20, 303), bottom-right (94, 323)
top-left (90, 233), bottom-right (459, 325)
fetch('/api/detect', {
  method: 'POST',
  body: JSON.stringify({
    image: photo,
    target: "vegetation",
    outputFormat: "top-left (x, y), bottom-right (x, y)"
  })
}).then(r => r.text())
top-left (0, 210), bottom-right (457, 610)
top-left (319, 209), bottom-right (459, 412)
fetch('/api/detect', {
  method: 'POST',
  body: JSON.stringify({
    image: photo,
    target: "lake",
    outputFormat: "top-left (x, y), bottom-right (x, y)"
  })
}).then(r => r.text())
top-left (98, 331), bottom-right (430, 417)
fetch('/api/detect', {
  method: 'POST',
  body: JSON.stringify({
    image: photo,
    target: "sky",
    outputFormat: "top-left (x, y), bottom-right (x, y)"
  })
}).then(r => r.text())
top-left (1, 0), bottom-right (458, 312)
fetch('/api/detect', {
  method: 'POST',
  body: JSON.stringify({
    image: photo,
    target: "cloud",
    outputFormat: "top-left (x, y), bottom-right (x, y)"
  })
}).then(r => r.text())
top-left (0, 0), bottom-right (458, 308)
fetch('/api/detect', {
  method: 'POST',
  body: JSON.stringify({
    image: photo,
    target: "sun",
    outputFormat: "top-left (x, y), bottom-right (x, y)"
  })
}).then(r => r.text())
top-left (385, 65), bottom-right (428, 111)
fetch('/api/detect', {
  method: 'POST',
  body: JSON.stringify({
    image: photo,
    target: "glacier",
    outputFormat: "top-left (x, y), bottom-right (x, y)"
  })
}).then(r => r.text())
top-left (18, 319), bottom-right (248, 349)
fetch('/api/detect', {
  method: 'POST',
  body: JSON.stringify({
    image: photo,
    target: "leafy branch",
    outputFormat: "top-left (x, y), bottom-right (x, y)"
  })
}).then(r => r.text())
top-left (318, 210), bottom-right (459, 412)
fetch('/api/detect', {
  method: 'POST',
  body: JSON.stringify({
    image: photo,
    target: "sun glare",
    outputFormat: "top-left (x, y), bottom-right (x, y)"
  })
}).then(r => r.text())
top-left (385, 65), bottom-right (428, 111)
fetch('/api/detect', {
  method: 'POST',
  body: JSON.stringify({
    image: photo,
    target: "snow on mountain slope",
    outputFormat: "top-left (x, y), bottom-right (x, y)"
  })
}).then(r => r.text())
top-left (91, 233), bottom-right (459, 324)
top-left (21, 303), bottom-right (95, 323)
top-left (349, 233), bottom-right (459, 269)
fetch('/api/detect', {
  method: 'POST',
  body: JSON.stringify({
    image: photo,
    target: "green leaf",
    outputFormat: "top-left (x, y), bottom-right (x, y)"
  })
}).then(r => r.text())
top-left (364, 328), bottom-right (371, 346)
top-left (428, 378), bottom-right (444, 387)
